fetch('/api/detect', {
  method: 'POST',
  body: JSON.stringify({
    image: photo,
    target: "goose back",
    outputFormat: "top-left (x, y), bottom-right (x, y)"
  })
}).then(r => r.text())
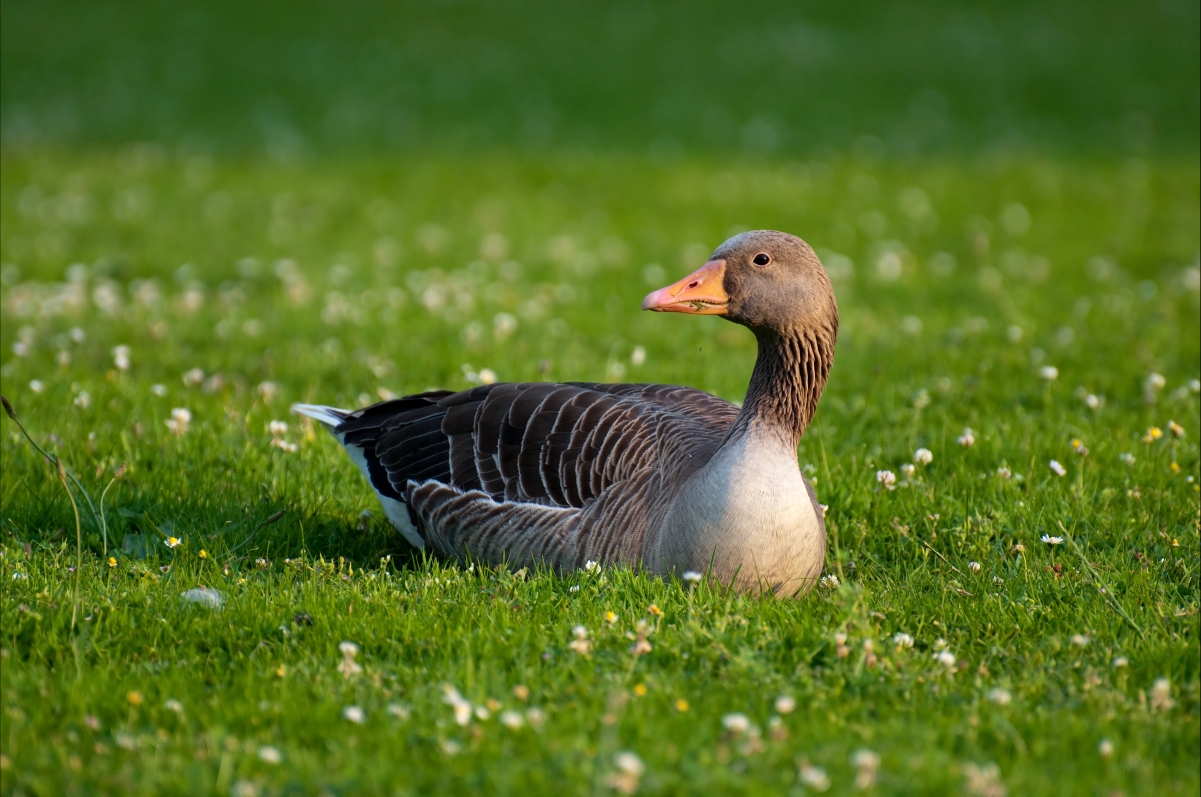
top-left (333, 382), bottom-right (740, 520)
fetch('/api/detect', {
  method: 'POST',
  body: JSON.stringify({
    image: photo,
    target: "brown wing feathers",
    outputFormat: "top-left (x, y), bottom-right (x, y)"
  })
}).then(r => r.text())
top-left (333, 382), bottom-right (738, 550)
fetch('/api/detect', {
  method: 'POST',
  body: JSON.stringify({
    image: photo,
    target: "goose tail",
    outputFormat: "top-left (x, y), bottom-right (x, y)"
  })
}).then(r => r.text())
top-left (291, 403), bottom-right (351, 432)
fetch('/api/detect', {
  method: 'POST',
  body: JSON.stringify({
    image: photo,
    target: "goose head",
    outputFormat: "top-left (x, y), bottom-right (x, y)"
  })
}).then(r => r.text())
top-left (642, 230), bottom-right (836, 337)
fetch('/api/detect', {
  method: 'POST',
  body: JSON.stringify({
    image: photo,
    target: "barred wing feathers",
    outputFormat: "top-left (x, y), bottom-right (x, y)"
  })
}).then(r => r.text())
top-left (326, 382), bottom-right (739, 567)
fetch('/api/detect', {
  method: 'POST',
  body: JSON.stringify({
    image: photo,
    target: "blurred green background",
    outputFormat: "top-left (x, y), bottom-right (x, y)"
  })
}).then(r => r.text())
top-left (3, 0), bottom-right (1198, 158)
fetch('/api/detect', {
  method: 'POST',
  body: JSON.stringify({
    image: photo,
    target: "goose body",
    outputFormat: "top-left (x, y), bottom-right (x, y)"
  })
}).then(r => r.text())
top-left (295, 230), bottom-right (837, 596)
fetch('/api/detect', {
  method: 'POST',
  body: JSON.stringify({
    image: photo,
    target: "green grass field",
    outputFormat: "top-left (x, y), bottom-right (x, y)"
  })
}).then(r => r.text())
top-left (1, 149), bottom-right (1198, 795)
top-left (2, 0), bottom-right (1200, 793)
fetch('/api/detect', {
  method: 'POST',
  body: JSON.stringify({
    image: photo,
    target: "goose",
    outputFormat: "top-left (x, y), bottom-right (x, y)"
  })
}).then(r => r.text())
top-left (294, 230), bottom-right (837, 596)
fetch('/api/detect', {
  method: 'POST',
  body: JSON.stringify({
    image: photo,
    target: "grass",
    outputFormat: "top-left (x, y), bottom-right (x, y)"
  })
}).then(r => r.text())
top-left (0, 147), bottom-right (1198, 795)
top-left (2, 0), bottom-right (1198, 156)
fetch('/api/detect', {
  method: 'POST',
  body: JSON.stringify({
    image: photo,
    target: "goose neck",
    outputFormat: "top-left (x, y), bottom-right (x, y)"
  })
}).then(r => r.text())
top-left (732, 327), bottom-right (834, 448)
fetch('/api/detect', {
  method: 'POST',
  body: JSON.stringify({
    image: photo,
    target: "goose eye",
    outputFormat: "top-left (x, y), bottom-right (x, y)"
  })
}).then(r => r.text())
top-left (752, 253), bottom-right (771, 266)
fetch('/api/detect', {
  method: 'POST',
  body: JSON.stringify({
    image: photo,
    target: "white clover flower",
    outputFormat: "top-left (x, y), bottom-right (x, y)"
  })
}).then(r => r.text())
top-left (182, 368), bottom-right (205, 386)
top-left (901, 463), bottom-right (916, 478)
top-left (151, 384), bottom-right (167, 397)
top-left (606, 751), bottom-right (645, 794)
top-left (1049, 459), bottom-right (1066, 476)
top-left (28, 380), bottom-right (44, 393)
top-left (268, 420), bottom-right (289, 436)
top-left (387, 703), bottom-right (410, 720)
top-left (568, 584), bottom-right (580, 593)
top-left (339, 641), bottom-right (360, 657)
top-left (1040, 534), bottom-right (1064, 546)
top-left (583, 560), bottom-right (600, 574)
top-left (996, 466), bottom-right (1012, 480)
top-left (820, 574), bottom-right (841, 589)
top-left (74, 391), bottom-right (91, 409)
top-left (722, 713), bottom-right (751, 734)
top-left (957, 428), bottom-right (976, 447)
top-left (935, 650), bottom-right (956, 668)
top-left (876, 470), bottom-right (896, 489)
top-left (1040, 365), bottom-right (1059, 380)
top-left (774, 695), bottom-right (796, 715)
top-left (1119, 452), bottom-right (1136, 466)
top-left (1070, 634), bottom-right (1089, 647)
top-left (165, 699), bottom-right (184, 713)
top-left (968, 561), bottom-right (981, 573)
top-left (893, 632), bottom-right (914, 649)
top-left (1098, 739), bottom-right (1114, 758)
top-left (798, 761), bottom-right (831, 791)
top-left (630, 346), bottom-right (646, 366)
top-left (342, 705), bottom-right (366, 724)
top-left (1150, 678), bottom-right (1174, 711)
top-left (257, 381), bottom-right (278, 402)
top-left (500, 710), bottom-right (524, 729)
top-left (1112, 657), bottom-right (1129, 668)
top-left (479, 368), bottom-right (498, 385)
top-left (258, 745), bottom-right (283, 764)
top-left (568, 625), bottom-right (591, 655)
top-left (525, 707), bottom-right (546, 728)
top-left (681, 570), bottom-right (702, 583)
top-left (988, 688), bottom-right (1012, 706)
top-left (1145, 373), bottom-right (1166, 391)
top-left (112, 345), bottom-right (131, 371)
top-left (852, 749), bottom-right (881, 789)
top-left (166, 407), bottom-right (192, 435)
top-left (614, 751), bottom-right (644, 777)
top-left (914, 448), bottom-right (933, 465)
top-left (1084, 393), bottom-right (1102, 409)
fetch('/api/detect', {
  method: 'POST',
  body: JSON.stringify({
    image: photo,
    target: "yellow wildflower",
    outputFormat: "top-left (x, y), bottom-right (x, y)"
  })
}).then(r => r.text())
top-left (107, 557), bottom-right (117, 568)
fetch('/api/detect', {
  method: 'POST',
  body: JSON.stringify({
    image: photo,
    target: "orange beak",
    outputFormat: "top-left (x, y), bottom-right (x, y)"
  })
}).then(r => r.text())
top-left (641, 260), bottom-right (729, 314)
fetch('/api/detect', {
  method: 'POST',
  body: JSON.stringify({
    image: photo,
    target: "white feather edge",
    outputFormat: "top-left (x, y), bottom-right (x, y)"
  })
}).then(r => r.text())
top-left (290, 402), bottom-right (426, 549)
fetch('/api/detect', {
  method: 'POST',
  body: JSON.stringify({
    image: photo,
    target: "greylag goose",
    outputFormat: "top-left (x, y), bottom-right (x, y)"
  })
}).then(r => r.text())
top-left (294, 230), bottom-right (837, 595)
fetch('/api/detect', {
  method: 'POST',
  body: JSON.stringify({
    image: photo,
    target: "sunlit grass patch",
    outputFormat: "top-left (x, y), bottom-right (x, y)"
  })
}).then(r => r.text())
top-left (1, 148), bottom-right (1198, 794)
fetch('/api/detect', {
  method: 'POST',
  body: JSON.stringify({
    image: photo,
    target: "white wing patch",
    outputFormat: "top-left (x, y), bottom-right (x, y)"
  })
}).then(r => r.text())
top-left (340, 438), bottom-right (425, 550)
top-left (292, 403), bottom-right (426, 549)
